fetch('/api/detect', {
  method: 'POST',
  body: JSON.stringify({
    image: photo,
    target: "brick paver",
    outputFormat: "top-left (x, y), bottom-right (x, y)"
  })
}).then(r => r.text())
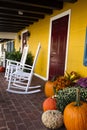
top-left (0, 72), bottom-right (66, 130)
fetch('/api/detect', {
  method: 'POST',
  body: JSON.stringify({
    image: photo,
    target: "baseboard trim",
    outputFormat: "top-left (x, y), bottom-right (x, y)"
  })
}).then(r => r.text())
top-left (34, 73), bottom-right (47, 81)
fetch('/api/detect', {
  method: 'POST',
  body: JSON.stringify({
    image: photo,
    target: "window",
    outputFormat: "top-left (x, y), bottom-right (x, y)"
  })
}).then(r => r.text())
top-left (7, 41), bottom-right (14, 52)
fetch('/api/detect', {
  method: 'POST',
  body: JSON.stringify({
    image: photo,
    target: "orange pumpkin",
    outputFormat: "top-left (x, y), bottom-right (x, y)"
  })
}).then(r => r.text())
top-left (44, 80), bottom-right (57, 97)
top-left (43, 97), bottom-right (57, 111)
top-left (64, 88), bottom-right (87, 130)
top-left (0, 66), bottom-right (5, 72)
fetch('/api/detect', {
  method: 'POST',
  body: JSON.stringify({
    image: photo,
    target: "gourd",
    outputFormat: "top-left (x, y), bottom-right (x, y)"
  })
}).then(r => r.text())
top-left (44, 80), bottom-right (57, 97)
top-left (43, 97), bottom-right (57, 111)
top-left (42, 110), bottom-right (63, 129)
top-left (64, 88), bottom-right (87, 130)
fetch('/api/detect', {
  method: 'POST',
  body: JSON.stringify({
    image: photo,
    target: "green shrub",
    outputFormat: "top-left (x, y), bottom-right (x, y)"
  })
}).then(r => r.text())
top-left (25, 52), bottom-right (34, 66)
top-left (56, 86), bottom-right (87, 113)
top-left (6, 51), bottom-right (21, 61)
top-left (6, 50), bottom-right (34, 66)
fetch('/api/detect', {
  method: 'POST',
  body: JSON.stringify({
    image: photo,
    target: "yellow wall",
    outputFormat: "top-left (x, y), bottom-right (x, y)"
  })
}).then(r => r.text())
top-left (27, 17), bottom-right (50, 78)
top-left (14, 39), bottom-right (20, 51)
top-left (66, 0), bottom-right (87, 77)
top-left (14, 31), bottom-right (22, 51)
top-left (15, 0), bottom-right (87, 78)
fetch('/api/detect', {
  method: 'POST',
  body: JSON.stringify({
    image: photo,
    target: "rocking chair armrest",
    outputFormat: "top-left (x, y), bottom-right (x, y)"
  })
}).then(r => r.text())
top-left (23, 64), bottom-right (32, 70)
top-left (14, 63), bottom-right (32, 72)
top-left (16, 64), bottom-right (32, 72)
top-left (23, 67), bottom-right (32, 71)
top-left (23, 64), bottom-right (32, 68)
top-left (6, 59), bottom-right (20, 65)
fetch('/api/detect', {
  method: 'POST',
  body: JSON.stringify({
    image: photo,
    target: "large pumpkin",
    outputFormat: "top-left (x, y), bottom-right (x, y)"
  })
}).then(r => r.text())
top-left (44, 80), bottom-right (56, 97)
top-left (43, 97), bottom-right (57, 111)
top-left (64, 88), bottom-right (87, 130)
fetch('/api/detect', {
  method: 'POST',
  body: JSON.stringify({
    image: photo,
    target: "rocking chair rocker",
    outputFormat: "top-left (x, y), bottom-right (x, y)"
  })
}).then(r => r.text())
top-left (6, 43), bottom-right (41, 94)
top-left (5, 45), bottom-right (29, 81)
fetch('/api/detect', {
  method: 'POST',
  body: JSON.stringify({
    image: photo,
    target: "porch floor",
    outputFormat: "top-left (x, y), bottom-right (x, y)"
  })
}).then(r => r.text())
top-left (0, 72), bottom-right (66, 130)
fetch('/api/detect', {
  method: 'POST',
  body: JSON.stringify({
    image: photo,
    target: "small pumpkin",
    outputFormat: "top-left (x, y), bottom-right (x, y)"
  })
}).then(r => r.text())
top-left (43, 97), bottom-right (57, 111)
top-left (44, 80), bottom-right (57, 97)
top-left (0, 66), bottom-right (5, 72)
top-left (64, 88), bottom-right (87, 130)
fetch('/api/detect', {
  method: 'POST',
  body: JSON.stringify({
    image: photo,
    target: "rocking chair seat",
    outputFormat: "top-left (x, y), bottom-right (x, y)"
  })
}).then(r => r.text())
top-left (5, 45), bottom-right (29, 80)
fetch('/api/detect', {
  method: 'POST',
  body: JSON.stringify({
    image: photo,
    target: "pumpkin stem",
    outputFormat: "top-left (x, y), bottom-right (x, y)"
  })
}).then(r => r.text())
top-left (75, 88), bottom-right (81, 106)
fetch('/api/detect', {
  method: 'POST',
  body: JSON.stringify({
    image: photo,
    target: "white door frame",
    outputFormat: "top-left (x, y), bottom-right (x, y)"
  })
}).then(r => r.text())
top-left (47, 9), bottom-right (71, 80)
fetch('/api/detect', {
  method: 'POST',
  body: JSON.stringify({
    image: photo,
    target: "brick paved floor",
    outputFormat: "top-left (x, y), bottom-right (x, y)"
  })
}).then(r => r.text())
top-left (0, 72), bottom-right (66, 130)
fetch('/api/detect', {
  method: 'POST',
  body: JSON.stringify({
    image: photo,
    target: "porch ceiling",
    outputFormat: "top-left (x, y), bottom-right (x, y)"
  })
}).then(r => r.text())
top-left (0, 0), bottom-right (77, 33)
top-left (0, 38), bottom-right (13, 43)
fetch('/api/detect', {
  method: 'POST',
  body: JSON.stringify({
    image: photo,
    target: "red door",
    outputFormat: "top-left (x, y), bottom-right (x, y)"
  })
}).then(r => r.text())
top-left (49, 15), bottom-right (69, 79)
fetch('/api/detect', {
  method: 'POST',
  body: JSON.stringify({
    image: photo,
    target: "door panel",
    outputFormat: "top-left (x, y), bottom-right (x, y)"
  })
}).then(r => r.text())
top-left (49, 15), bottom-right (69, 79)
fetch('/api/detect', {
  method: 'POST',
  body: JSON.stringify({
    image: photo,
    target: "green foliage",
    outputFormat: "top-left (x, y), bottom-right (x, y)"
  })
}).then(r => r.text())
top-left (26, 52), bottom-right (34, 66)
top-left (56, 86), bottom-right (87, 113)
top-left (6, 50), bottom-right (34, 65)
top-left (6, 51), bottom-right (21, 61)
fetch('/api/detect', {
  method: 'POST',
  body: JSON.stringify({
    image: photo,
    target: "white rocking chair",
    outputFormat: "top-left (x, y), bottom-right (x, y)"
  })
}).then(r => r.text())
top-left (5, 45), bottom-right (29, 81)
top-left (6, 43), bottom-right (41, 94)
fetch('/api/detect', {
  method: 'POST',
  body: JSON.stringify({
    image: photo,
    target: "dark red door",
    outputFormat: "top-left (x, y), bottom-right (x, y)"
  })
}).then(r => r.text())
top-left (22, 32), bottom-right (28, 51)
top-left (49, 15), bottom-right (69, 79)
